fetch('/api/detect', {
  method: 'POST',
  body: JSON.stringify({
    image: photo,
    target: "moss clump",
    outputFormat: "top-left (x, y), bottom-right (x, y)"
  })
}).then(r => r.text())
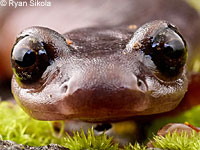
top-left (64, 130), bottom-right (200, 150)
top-left (152, 131), bottom-right (200, 150)
top-left (0, 101), bottom-right (65, 146)
top-left (64, 128), bottom-right (119, 150)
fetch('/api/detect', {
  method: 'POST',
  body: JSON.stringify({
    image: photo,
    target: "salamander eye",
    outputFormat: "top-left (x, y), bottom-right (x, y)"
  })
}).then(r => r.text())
top-left (14, 48), bottom-right (36, 67)
top-left (11, 36), bottom-right (50, 83)
top-left (143, 25), bottom-right (187, 78)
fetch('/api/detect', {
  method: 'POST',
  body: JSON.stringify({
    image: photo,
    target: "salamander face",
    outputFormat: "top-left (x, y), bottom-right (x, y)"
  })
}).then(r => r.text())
top-left (11, 20), bottom-right (188, 122)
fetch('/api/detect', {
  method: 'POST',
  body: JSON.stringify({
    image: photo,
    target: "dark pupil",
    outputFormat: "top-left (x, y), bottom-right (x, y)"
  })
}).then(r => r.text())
top-left (164, 40), bottom-right (185, 59)
top-left (145, 28), bottom-right (187, 76)
top-left (15, 48), bottom-right (36, 67)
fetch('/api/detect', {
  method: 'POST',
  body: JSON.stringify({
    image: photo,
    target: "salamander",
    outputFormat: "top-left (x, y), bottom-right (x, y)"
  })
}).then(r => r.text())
top-left (9, 0), bottom-right (200, 140)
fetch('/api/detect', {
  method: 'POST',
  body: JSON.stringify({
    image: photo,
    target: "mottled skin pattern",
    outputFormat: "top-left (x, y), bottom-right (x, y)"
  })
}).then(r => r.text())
top-left (11, 0), bottom-right (200, 124)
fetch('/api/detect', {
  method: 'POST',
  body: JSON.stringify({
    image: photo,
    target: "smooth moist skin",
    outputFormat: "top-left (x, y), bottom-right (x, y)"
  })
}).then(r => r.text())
top-left (11, 20), bottom-right (188, 122)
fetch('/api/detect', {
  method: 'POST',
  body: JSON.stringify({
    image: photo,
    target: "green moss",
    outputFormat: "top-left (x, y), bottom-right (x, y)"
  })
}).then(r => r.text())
top-left (64, 130), bottom-right (200, 150)
top-left (123, 143), bottom-right (146, 150)
top-left (152, 131), bottom-right (200, 150)
top-left (1, 101), bottom-right (200, 150)
top-left (148, 105), bottom-right (200, 137)
top-left (64, 128), bottom-right (119, 150)
top-left (0, 101), bottom-right (65, 146)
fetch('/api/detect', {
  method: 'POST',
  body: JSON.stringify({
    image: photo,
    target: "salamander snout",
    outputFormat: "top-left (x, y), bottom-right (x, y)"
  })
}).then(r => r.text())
top-left (61, 68), bottom-right (148, 96)
top-left (48, 63), bottom-right (149, 122)
top-left (56, 68), bottom-right (149, 122)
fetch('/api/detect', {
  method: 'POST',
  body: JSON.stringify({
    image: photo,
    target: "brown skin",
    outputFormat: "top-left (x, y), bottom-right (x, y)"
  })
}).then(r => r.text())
top-left (10, 0), bottom-right (200, 123)
top-left (11, 21), bottom-right (188, 122)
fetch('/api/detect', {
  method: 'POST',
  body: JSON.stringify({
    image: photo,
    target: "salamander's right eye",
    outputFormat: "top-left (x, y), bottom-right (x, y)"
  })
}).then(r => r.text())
top-left (13, 48), bottom-right (36, 67)
top-left (11, 36), bottom-right (50, 83)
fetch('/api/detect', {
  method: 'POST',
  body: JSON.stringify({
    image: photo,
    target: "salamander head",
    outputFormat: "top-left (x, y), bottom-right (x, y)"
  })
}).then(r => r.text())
top-left (11, 20), bottom-right (188, 122)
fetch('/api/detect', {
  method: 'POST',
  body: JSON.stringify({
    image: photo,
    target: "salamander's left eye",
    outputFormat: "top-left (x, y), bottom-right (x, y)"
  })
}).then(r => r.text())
top-left (11, 36), bottom-right (50, 83)
top-left (13, 48), bottom-right (36, 67)
top-left (143, 25), bottom-right (187, 77)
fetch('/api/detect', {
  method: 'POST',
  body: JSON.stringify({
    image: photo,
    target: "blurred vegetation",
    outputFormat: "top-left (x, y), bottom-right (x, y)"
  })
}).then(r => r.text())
top-left (186, 0), bottom-right (200, 13)
top-left (0, 102), bottom-right (66, 146)
top-left (148, 105), bottom-right (200, 138)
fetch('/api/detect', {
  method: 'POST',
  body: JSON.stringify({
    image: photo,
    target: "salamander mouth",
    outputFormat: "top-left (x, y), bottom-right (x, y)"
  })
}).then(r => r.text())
top-left (18, 89), bottom-right (151, 122)
top-left (12, 71), bottom-right (187, 122)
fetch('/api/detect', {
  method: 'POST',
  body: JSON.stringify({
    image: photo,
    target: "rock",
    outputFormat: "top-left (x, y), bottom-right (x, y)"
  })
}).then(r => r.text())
top-left (0, 140), bottom-right (69, 150)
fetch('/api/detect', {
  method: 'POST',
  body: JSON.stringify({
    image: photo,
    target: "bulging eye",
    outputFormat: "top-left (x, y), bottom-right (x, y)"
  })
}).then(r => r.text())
top-left (143, 25), bottom-right (187, 78)
top-left (11, 36), bottom-right (50, 83)
top-left (13, 48), bottom-right (36, 67)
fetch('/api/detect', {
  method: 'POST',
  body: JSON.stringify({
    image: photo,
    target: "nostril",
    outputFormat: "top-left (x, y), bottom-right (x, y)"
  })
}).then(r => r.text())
top-left (61, 83), bottom-right (68, 93)
top-left (137, 78), bottom-right (147, 92)
top-left (137, 79), bottom-right (142, 87)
